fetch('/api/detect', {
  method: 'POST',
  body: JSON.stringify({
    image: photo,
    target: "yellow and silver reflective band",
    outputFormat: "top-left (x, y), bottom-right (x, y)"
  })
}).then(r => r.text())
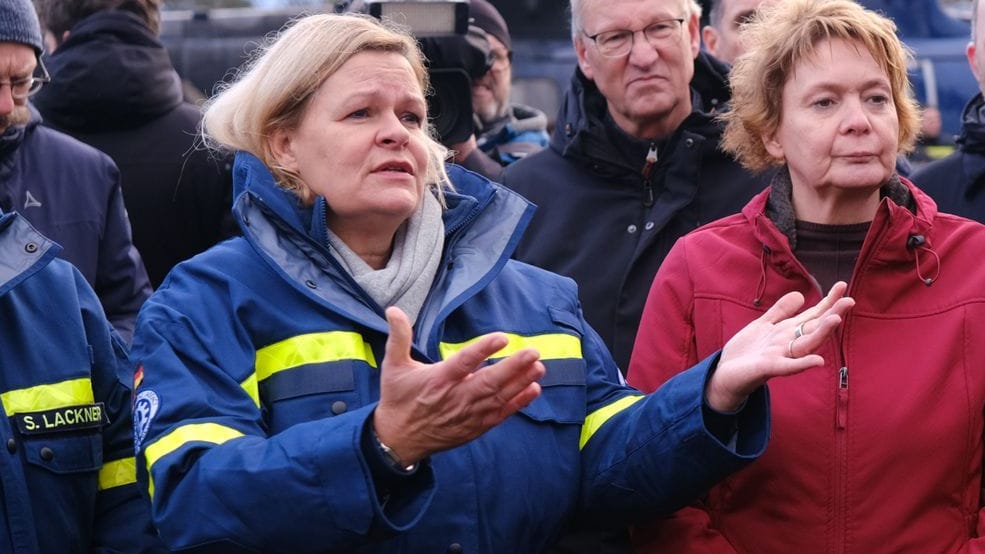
top-left (143, 422), bottom-right (245, 498)
top-left (242, 331), bottom-right (379, 407)
top-left (99, 457), bottom-right (136, 491)
top-left (579, 395), bottom-right (644, 450)
top-left (439, 333), bottom-right (582, 361)
top-left (0, 378), bottom-right (94, 415)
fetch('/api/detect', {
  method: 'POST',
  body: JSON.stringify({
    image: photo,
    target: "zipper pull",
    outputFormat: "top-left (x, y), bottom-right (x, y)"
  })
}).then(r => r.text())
top-left (836, 366), bottom-right (849, 429)
top-left (641, 143), bottom-right (658, 208)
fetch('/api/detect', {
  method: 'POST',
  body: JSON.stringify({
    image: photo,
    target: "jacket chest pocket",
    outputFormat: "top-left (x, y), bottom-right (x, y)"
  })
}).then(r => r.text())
top-left (22, 432), bottom-right (102, 474)
top-left (260, 361), bottom-right (370, 434)
top-left (12, 402), bottom-right (107, 474)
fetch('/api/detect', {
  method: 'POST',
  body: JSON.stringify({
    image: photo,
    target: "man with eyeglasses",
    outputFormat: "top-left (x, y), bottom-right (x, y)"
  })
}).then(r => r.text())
top-left (503, 0), bottom-right (767, 376)
top-left (0, 0), bottom-right (151, 343)
top-left (502, 2), bottom-right (770, 548)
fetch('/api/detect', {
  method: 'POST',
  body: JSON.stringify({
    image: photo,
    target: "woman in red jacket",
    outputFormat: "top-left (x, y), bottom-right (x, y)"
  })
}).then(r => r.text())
top-left (629, 0), bottom-right (985, 552)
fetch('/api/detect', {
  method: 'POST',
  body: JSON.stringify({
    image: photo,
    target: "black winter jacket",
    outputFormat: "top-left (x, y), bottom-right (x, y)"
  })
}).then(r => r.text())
top-left (34, 10), bottom-right (236, 287)
top-left (0, 107), bottom-right (151, 342)
top-left (502, 52), bottom-right (769, 373)
top-left (911, 92), bottom-right (985, 223)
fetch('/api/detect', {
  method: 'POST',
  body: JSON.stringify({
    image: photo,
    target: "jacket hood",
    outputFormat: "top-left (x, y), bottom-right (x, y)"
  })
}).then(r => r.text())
top-left (550, 50), bottom-right (730, 164)
top-left (957, 92), bottom-right (985, 155)
top-left (230, 152), bottom-right (534, 257)
top-left (0, 210), bottom-right (61, 297)
top-left (230, 152), bottom-right (536, 341)
top-left (32, 10), bottom-right (183, 132)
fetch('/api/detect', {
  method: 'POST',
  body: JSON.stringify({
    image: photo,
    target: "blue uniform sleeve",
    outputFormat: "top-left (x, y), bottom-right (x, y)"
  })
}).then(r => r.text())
top-left (74, 269), bottom-right (167, 553)
top-left (576, 313), bottom-right (770, 522)
top-left (131, 290), bottom-right (436, 553)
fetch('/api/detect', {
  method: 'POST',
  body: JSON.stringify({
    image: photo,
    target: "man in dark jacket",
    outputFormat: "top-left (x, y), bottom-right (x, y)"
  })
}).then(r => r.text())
top-left (502, 0), bottom-right (769, 376)
top-left (910, 0), bottom-right (985, 221)
top-left (33, 0), bottom-right (237, 287)
top-left (0, 0), bottom-right (150, 342)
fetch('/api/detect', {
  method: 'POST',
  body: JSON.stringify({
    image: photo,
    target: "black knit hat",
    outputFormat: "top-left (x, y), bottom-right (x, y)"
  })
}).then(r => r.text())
top-left (0, 0), bottom-right (43, 54)
top-left (470, 0), bottom-right (511, 52)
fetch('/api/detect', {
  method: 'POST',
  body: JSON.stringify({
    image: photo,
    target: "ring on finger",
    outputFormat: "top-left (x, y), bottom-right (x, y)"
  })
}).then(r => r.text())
top-left (787, 338), bottom-right (797, 358)
top-left (794, 321), bottom-right (807, 339)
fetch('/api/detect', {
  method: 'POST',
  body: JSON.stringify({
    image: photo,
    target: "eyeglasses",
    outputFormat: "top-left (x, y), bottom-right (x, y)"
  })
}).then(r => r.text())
top-left (0, 58), bottom-right (50, 100)
top-left (488, 49), bottom-right (512, 72)
top-left (582, 18), bottom-right (686, 58)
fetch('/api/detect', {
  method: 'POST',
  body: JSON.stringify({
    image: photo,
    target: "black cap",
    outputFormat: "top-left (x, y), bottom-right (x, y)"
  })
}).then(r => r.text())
top-left (470, 0), bottom-right (510, 51)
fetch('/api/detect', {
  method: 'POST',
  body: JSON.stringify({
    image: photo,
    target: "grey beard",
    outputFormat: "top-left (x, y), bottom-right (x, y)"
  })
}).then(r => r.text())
top-left (0, 105), bottom-right (30, 134)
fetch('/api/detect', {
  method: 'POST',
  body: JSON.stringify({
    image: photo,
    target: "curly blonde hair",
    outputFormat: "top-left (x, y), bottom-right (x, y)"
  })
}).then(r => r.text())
top-left (202, 12), bottom-right (451, 205)
top-left (721, 0), bottom-right (920, 172)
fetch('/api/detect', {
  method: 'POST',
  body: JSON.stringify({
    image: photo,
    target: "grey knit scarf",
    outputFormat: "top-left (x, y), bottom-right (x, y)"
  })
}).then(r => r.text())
top-left (326, 193), bottom-right (444, 323)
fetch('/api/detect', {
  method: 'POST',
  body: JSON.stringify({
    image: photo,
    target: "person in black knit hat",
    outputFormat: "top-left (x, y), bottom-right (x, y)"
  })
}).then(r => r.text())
top-left (467, 0), bottom-right (550, 170)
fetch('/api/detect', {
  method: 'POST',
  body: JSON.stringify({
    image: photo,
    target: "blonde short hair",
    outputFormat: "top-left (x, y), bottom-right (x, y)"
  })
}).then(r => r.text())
top-left (721, 0), bottom-right (920, 172)
top-left (202, 12), bottom-right (451, 204)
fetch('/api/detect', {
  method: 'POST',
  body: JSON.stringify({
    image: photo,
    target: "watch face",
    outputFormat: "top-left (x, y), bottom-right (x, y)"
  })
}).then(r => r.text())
top-left (374, 428), bottom-right (417, 472)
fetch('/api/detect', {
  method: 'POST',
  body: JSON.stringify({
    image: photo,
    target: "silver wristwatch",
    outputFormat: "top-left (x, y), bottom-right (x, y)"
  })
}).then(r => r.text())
top-left (372, 427), bottom-right (418, 473)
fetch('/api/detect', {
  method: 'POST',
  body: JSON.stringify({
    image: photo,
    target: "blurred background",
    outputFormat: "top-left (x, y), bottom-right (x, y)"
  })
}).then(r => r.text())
top-left (157, 0), bottom-right (978, 149)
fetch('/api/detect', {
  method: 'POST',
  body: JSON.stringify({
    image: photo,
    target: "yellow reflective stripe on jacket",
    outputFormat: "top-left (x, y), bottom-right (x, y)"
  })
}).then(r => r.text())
top-left (0, 378), bottom-right (94, 416)
top-left (240, 373), bottom-right (259, 408)
top-left (439, 333), bottom-right (582, 361)
top-left (579, 395), bottom-right (644, 450)
top-left (144, 423), bottom-right (245, 498)
top-left (254, 331), bottom-right (378, 382)
top-left (99, 457), bottom-right (136, 491)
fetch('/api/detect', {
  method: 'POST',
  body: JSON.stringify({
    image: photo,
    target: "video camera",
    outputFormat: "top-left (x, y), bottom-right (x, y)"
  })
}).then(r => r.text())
top-left (341, 0), bottom-right (493, 146)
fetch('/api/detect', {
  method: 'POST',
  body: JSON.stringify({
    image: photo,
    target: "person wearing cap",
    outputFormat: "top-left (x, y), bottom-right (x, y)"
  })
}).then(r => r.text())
top-left (468, 0), bottom-right (549, 167)
top-left (0, 0), bottom-right (151, 343)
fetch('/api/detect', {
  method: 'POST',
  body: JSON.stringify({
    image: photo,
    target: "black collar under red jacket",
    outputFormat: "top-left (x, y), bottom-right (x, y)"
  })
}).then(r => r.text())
top-left (501, 52), bottom-right (771, 373)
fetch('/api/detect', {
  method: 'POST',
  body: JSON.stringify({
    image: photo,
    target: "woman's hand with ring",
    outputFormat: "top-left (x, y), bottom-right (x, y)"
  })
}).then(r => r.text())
top-left (706, 282), bottom-right (855, 412)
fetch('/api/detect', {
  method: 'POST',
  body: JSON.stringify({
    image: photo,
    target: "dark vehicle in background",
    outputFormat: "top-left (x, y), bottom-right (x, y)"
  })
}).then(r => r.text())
top-left (160, 0), bottom-right (977, 138)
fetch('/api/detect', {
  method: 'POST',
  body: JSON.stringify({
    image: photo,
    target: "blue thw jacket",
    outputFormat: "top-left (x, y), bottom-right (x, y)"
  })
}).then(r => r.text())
top-left (131, 153), bottom-right (769, 553)
top-left (0, 210), bottom-right (163, 553)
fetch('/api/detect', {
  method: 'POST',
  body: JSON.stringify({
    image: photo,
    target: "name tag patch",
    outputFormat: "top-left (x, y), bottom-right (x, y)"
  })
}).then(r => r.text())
top-left (13, 403), bottom-right (107, 435)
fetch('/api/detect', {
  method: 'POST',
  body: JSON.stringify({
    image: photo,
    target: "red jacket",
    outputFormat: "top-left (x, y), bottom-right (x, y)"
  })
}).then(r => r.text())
top-left (628, 179), bottom-right (985, 553)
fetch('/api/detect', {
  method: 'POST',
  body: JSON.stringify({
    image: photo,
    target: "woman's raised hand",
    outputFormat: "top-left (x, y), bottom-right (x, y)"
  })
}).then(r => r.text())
top-left (706, 282), bottom-right (856, 412)
top-left (373, 307), bottom-right (546, 465)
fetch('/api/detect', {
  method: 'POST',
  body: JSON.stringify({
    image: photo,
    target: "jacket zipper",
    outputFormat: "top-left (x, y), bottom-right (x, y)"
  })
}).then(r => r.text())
top-left (832, 217), bottom-right (886, 554)
top-left (834, 362), bottom-right (849, 554)
top-left (641, 143), bottom-right (657, 208)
